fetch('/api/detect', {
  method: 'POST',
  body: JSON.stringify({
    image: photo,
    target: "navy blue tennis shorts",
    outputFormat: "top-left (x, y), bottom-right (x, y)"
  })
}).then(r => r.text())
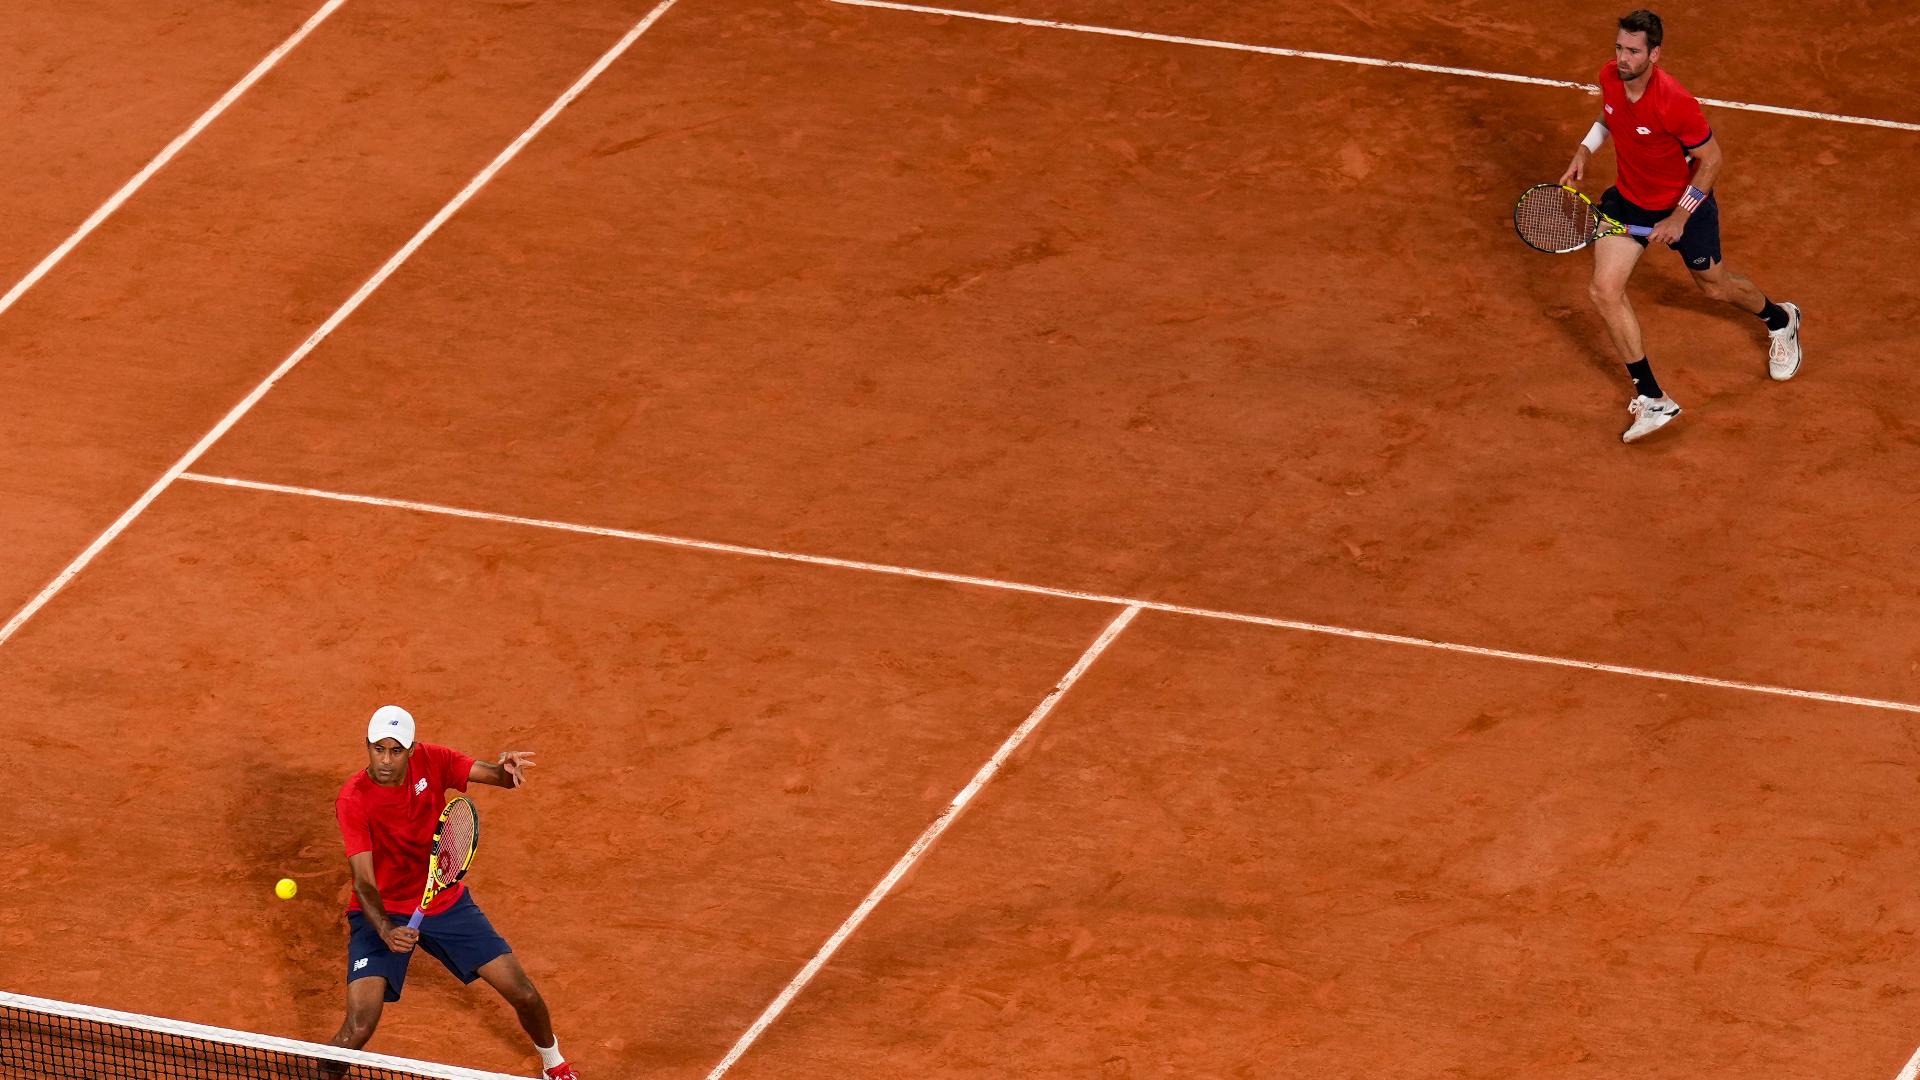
top-left (1599, 185), bottom-right (1722, 271)
top-left (346, 890), bottom-right (511, 1002)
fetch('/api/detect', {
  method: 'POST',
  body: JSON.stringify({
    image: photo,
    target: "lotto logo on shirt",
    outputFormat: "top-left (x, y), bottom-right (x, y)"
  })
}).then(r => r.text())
top-left (1596, 61), bottom-right (1713, 210)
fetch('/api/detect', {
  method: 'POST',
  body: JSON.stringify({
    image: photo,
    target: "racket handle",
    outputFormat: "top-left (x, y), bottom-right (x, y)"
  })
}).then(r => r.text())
top-left (406, 908), bottom-right (426, 931)
top-left (1627, 224), bottom-right (1654, 237)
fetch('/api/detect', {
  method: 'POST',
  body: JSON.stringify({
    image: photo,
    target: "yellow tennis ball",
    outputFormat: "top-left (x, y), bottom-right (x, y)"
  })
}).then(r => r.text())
top-left (275, 878), bottom-right (298, 900)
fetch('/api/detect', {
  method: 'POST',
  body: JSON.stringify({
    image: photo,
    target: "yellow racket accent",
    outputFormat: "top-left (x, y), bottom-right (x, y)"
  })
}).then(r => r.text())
top-left (405, 795), bottom-right (478, 930)
top-left (1513, 183), bottom-right (1653, 253)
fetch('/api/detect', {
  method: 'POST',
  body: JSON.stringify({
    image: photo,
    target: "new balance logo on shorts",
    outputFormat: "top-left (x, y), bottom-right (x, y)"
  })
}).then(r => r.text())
top-left (353, 957), bottom-right (369, 971)
top-left (1690, 256), bottom-right (1710, 267)
top-left (414, 778), bottom-right (429, 796)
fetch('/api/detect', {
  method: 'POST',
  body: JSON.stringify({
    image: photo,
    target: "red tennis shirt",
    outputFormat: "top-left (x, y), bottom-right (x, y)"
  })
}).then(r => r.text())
top-left (337, 742), bottom-right (475, 917)
top-left (1598, 61), bottom-right (1713, 211)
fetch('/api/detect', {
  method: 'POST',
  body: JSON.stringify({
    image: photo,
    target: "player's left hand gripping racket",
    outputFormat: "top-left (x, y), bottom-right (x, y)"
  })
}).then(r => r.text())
top-left (406, 795), bottom-right (479, 930)
top-left (1512, 183), bottom-right (1654, 253)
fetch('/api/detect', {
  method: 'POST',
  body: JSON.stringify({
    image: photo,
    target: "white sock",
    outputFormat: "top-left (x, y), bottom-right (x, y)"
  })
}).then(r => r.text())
top-left (537, 1038), bottom-right (564, 1071)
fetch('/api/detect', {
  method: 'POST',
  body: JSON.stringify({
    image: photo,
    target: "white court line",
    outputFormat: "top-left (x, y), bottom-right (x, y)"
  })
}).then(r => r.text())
top-left (1894, 1043), bottom-right (1920, 1080)
top-left (704, 604), bottom-right (1141, 1078)
top-left (177, 473), bottom-right (1920, 716)
top-left (0, 0), bottom-right (351, 322)
top-left (830, 0), bottom-right (1920, 133)
top-left (0, 0), bottom-right (682, 653)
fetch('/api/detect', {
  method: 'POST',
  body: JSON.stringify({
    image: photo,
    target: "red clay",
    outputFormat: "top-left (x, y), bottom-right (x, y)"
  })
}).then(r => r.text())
top-left (0, 1), bottom-right (318, 287)
top-left (205, 0), bottom-right (1920, 699)
top-left (728, 613), bottom-right (1920, 1080)
top-left (0, 0), bottom-right (665, 633)
top-left (0, 481), bottom-right (1116, 1075)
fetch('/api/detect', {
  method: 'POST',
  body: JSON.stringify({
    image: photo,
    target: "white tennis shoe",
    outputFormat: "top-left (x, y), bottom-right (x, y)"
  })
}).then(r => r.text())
top-left (1767, 301), bottom-right (1804, 380)
top-left (1622, 394), bottom-right (1681, 443)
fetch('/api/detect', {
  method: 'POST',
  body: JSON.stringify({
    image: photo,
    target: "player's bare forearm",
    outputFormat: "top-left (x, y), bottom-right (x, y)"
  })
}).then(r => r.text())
top-left (469, 751), bottom-right (536, 789)
top-left (1688, 136), bottom-right (1723, 193)
top-left (347, 856), bottom-right (393, 934)
top-left (353, 880), bottom-right (392, 933)
top-left (1559, 113), bottom-right (1609, 185)
top-left (470, 761), bottom-right (514, 788)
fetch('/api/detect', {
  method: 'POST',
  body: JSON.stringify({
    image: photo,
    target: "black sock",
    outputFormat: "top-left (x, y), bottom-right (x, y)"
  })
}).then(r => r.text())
top-left (1626, 358), bottom-right (1663, 400)
top-left (1757, 299), bottom-right (1791, 332)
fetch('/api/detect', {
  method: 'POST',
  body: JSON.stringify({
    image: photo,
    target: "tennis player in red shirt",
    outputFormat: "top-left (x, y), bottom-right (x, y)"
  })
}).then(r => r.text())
top-left (327, 705), bottom-right (582, 1080)
top-left (1559, 9), bottom-right (1804, 442)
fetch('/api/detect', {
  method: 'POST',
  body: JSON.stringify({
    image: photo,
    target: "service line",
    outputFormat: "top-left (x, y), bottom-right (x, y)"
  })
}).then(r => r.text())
top-left (177, 472), bottom-right (1920, 717)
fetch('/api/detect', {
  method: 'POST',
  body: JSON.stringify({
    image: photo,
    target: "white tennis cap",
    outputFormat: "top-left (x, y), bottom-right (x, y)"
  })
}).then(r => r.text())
top-left (367, 705), bottom-right (416, 748)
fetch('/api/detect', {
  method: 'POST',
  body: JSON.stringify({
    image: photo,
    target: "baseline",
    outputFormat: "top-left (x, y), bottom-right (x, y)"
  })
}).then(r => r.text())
top-left (830, 0), bottom-right (1920, 132)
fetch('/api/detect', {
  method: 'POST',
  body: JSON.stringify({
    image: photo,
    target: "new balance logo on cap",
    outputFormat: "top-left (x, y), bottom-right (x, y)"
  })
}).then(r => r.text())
top-left (414, 778), bottom-right (429, 796)
top-left (367, 705), bottom-right (416, 749)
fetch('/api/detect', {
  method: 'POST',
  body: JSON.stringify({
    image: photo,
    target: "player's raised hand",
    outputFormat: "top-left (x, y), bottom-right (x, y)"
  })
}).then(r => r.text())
top-left (497, 750), bottom-right (536, 788)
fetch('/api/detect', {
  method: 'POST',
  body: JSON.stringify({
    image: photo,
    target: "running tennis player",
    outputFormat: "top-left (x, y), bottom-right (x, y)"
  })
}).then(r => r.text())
top-left (328, 705), bottom-right (581, 1080)
top-left (1559, 9), bottom-right (1804, 442)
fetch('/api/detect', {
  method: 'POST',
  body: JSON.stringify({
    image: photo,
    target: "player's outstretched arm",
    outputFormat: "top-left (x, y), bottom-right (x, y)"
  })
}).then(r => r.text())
top-left (470, 751), bottom-right (536, 789)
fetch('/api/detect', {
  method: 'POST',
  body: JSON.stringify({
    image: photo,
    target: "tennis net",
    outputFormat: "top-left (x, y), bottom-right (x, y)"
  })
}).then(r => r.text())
top-left (0, 992), bottom-right (530, 1079)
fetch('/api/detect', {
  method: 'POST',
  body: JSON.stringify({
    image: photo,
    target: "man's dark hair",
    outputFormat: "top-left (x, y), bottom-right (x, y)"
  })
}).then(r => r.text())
top-left (1619, 9), bottom-right (1663, 48)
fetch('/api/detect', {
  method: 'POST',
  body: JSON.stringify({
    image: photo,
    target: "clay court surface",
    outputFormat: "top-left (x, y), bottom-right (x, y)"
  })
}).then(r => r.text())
top-left (3, 1), bottom-right (1919, 1077)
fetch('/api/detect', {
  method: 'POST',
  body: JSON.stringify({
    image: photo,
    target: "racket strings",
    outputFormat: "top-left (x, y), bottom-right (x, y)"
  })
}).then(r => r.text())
top-left (433, 802), bottom-right (478, 884)
top-left (1514, 186), bottom-right (1599, 252)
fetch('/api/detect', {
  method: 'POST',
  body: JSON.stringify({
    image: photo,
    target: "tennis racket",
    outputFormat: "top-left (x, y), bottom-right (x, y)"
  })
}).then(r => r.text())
top-left (1512, 183), bottom-right (1653, 253)
top-left (405, 795), bottom-right (478, 930)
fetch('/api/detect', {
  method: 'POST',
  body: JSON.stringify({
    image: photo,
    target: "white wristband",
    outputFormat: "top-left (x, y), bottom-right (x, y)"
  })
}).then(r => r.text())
top-left (1580, 121), bottom-right (1608, 153)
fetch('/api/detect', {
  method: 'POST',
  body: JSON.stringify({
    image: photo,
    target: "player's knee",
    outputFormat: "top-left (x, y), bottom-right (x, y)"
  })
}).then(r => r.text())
top-left (337, 1011), bottom-right (381, 1048)
top-left (506, 979), bottom-right (543, 1011)
top-left (1692, 274), bottom-right (1730, 301)
top-left (1588, 278), bottom-right (1625, 309)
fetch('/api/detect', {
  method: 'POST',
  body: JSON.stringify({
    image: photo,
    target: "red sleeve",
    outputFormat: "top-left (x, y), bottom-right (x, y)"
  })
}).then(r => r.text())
top-left (337, 789), bottom-right (372, 858)
top-left (423, 743), bottom-right (475, 793)
top-left (1667, 84), bottom-right (1712, 149)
